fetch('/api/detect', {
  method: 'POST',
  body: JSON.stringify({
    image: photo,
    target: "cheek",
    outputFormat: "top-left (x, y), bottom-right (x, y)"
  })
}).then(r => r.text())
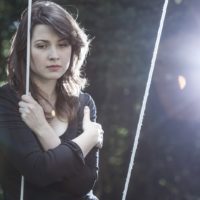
top-left (65, 47), bottom-right (72, 58)
top-left (31, 50), bottom-right (43, 68)
top-left (62, 48), bottom-right (72, 65)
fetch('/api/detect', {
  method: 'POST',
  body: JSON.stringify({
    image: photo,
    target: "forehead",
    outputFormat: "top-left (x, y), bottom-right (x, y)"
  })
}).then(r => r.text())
top-left (32, 24), bottom-right (61, 41)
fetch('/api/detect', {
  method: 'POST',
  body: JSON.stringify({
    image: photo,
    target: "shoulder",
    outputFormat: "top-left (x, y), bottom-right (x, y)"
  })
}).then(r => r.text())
top-left (0, 82), bottom-right (9, 93)
top-left (0, 83), bottom-right (19, 106)
top-left (79, 92), bottom-right (95, 107)
top-left (0, 83), bottom-right (15, 96)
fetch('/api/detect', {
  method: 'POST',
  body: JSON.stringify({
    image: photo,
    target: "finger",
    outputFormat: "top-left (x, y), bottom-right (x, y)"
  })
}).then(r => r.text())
top-left (83, 106), bottom-right (91, 124)
top-left (19, 107), bottom-right (25, 114)
top-left (18, 101), bottom-right (34, 111)
top-left (21, 94), bottom-right (35, 103)
top-left (19, 106), bottom-right (30, 114)
top-left (18, 101), bottom-right (27, 108)
top-left (98, 129), bottom-right (104, 135)
top-left (21, 95), bottom-right (31, 103)
top-left (96, 136), bottom-right (103, 149)
top-left (21, 112), bottom-right (27, 120)
top-left (19, 106), bottom-right (31, 113)
top-left (96, 143), bottom-right (102, 149)
top-left (97, 124), bottom-right (102, 130)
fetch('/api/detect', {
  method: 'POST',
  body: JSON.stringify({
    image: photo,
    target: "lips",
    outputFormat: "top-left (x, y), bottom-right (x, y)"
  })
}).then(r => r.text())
top-left (46, 65), bottom-right (62, 71)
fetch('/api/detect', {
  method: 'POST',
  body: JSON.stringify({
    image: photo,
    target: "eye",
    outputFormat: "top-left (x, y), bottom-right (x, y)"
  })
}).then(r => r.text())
top-left (58, 39), bottom-right (70, 48)
top-left (58, 43), bottom-right (69, 48)
top-left (35, 43), bottom-right (48, 49)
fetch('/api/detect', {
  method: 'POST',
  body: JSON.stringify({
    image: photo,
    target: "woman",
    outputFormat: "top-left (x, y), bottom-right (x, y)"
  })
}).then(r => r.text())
top-left (0, 1), bottom-right (103, 200)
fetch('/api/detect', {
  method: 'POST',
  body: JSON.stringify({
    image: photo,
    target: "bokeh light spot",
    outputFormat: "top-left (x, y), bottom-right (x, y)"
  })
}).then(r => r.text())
top-left (178, 75), bottom-right (186, 90)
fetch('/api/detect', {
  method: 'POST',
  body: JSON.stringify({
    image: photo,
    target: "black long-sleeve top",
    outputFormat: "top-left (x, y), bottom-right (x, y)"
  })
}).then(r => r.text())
top-left (0, 83), bottom-right (99, 200)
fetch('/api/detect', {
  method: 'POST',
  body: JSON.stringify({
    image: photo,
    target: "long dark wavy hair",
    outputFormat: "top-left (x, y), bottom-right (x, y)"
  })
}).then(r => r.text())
top-left (7, 1), bottom-right (91, 121)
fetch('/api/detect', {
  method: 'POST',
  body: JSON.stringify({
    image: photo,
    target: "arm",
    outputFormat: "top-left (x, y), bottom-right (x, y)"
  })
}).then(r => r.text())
top-left (0, 86), bottom-right (101, 193)
top-left (19, 94), bottom-right (61, 151)
top-left (0, 85), bottom-right (86, 186)
top-left (72, 105), bottom-right (102, 157)
top-left (19, 92), bottom-right (102, 188)
top-left (19, 94), bottom-right (103, 157)
top-left (62, 93), bottom-right (101, 196)
top-left (0, 121), bottom-right (84, 187)
top-left (32, 123), bottom-right (61, 151)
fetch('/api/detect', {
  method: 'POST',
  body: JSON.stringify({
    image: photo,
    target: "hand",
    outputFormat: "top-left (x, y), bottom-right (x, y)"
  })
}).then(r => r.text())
top-left (83, 106), bottom-right (104, 148)
top-left (18, 94), bottom-right (47, 133)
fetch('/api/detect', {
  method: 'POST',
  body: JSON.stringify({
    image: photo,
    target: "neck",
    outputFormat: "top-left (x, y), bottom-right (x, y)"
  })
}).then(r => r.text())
top-left (32, 78), bottom-right (57, 102)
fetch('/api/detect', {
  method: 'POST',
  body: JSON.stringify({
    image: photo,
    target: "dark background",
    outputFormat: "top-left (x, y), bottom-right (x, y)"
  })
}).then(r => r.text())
top-left (1, 0), bottom-right (200, 199)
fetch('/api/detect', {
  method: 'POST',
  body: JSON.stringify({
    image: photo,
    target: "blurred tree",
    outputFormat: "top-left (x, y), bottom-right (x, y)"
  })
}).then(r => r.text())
top-left (0, 0), bottom-right (26, 82)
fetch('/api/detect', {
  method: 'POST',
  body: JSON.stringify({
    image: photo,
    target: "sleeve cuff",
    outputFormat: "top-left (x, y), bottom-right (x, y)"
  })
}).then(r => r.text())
top-left (62, 140), bottom-right (85, 165)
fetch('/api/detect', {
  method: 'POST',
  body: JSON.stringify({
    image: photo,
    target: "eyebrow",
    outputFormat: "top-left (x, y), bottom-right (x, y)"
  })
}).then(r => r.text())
top-left (33, 40), bottom-right (48, 43)
top-left (33, 38), bottom-right (68, 43)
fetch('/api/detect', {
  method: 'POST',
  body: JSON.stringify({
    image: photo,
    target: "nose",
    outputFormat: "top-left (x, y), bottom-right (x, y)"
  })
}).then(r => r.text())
top-left (48, 47), bottom-right (59, 61)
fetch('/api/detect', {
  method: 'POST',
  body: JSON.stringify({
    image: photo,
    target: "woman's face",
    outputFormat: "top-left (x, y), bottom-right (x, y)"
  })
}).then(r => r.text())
top-left (30, 24), bottom-right (72, 83)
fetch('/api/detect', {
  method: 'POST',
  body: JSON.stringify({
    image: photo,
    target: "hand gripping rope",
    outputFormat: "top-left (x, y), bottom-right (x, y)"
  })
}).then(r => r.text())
top-left (20, 0), bottom-right (32, 200)
top-left (122, 1), bottom-right (169, 200)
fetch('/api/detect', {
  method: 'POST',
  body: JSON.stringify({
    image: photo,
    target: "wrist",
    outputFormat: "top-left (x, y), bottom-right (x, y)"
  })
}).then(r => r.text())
top-left (32, 121), bottom-right (61, 151)
top-left (72, 130), bottom-right (98, 157)
top-left (33, 121), bottom-right (50, 136)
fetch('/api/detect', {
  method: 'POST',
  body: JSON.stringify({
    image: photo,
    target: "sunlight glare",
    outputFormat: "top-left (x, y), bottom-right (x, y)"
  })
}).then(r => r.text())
top-left (178, 75), bottom-right (186, 90)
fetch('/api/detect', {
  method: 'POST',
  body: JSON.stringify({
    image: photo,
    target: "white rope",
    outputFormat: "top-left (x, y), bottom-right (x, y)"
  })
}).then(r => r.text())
top-left (122, 1), bottom-right (169, 200)
top-left (20, 176), bottom-right (24, 200)
top-left (25, 0), bottom-right (32, 95)
top-left (20, 0), bottom-right (32, 200)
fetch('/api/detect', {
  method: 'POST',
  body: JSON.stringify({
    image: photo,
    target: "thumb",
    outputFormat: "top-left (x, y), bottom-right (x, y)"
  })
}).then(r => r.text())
top-left (83, 106), bottom-right (91, 125)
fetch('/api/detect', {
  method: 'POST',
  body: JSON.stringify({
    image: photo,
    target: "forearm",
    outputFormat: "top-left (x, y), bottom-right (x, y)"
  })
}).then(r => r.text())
top-left (72, 131), bottom-right (98, 157)
top-left (36, 126), bottom-right (97, 156)
top-left (33, 122), bottom-right (61, 151)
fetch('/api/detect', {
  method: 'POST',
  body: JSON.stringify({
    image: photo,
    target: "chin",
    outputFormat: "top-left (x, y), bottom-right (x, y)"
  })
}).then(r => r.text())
top-left (46, 73), bottom-right (65, 80)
